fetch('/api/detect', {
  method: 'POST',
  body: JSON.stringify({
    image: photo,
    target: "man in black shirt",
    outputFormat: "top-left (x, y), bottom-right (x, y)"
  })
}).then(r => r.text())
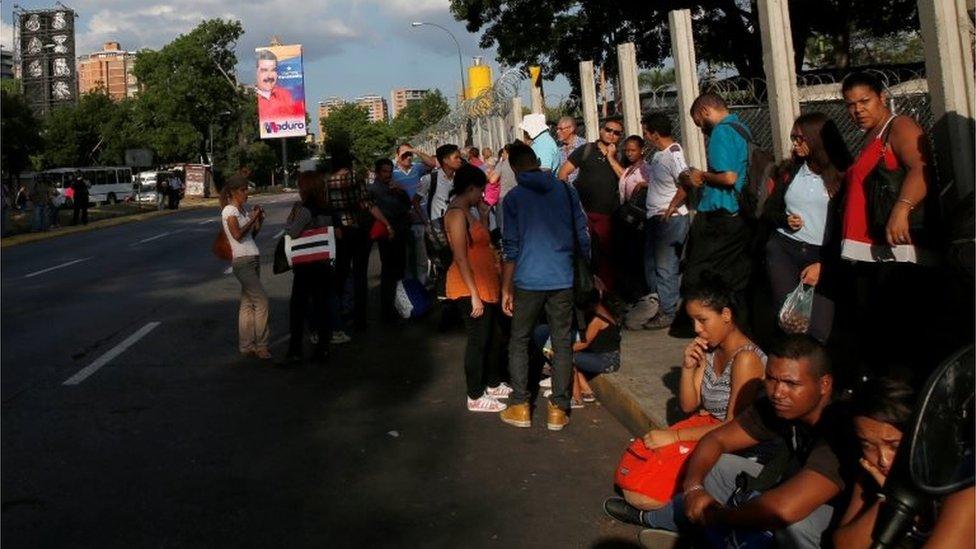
top-left (70, 171), bottom-right (90, 225)
top-left (605, 335), bottom-right (855, 547)
top-left (557, 119), bottom-right (624, 290)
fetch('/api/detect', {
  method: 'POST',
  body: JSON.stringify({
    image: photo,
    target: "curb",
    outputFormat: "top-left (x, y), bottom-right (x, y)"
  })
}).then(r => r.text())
top-left (590, 372), bottom-right (661, 437)
top-left (1, 204), bottom-right (212, 249)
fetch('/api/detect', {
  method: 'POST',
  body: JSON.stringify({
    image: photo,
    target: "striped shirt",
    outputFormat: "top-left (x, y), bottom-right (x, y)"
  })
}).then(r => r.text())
top-left (326, 170), bottom-right (374, 228)
top-left (701, 343), bottom-right (767, 420)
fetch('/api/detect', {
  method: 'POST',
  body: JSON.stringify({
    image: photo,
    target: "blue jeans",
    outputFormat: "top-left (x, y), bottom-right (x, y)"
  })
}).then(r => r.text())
top-left (644, 214), bottom-right (689, 316)
top-left (642, 454), bottom-right (834, 548)
top-left (31, 204), bottom-right (48, 232)
top-left (533, 324), bottom-right (620, 374)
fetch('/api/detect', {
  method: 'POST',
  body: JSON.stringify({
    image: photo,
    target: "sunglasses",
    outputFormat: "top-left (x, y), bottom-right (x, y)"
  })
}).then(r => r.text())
top-left (602, 127), bottom-right (623, 137)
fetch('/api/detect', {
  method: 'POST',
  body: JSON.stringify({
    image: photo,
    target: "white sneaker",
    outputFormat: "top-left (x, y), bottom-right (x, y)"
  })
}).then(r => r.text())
top-left (486, 382), bottom-right (513, 398)
top-left (331, 331), bottom-right (351, 344)
top-left (467, 393), bottom-right (507, 413)
top-left (542, 388), bottom-right (553, 398)
top-left (539, 377), bottom-right (552, 389)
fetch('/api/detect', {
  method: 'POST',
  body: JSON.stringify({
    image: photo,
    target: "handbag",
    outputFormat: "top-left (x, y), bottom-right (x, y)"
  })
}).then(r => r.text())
top-left (369, 219), bottom-right (391, 240)
top-left (212, 228), bottom-right (232, 261)
top-left (284, 226), bottom-right (336, 266)
top-left (561, 183), bottom-right (593, 307)
top-left (864, 118), bottom-right (925, 242)
top-left (615, 186), bottom-right (648, 232)
top-left (273, 236), bottom-right (290, 274)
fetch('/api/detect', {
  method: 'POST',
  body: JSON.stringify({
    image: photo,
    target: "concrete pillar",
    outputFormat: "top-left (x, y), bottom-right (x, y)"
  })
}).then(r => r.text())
top-left (919, 0), bottom-right (975, 200)
top-left (486, 116), bottom-right (497, 152)
top-left (580, 60), bottom-right (600, 142)
top-left (616, 43), bottom-right (642, 137)
top-left (473, 119), bottom-right (484, 150)
top-left (757, 0), bottom-right (801, 160)
top-left (511, 97), bottom-right (524, 141)
top-left (668, 9), bottom-right (707, 171)
top-left (495, 116), bottom-right (508, 148)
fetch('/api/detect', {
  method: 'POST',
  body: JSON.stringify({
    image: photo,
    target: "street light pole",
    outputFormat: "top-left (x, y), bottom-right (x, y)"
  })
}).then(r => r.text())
top-left (411, 21), bottom-right (466, 103)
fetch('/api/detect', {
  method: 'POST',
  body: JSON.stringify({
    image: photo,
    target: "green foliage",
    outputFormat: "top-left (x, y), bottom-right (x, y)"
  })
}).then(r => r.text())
top-left (40, 91), bottom-right (134, 168)
top-left (321, 103), bottom-right (394, 171)
top-left (389, 90), bottom-right (451, 140)
top-left (1, 87), bottom-right (43, 180)
top-left (638, 68), bottom-right (675, 91)
top-left (450, 0), bottom-right (920, 88)
top-left (805, 30), bottom-right (924, 69)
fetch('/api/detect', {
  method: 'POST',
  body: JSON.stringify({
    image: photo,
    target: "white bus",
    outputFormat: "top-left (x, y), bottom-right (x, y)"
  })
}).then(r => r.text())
top-left (42, 167), bottom-right (134, 205)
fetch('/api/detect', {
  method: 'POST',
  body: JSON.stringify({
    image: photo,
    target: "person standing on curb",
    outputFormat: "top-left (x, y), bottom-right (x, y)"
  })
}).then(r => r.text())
top-left (499, 142), bottom-right (590, 431)
top-left (71, 171), bottom-right (90, 226)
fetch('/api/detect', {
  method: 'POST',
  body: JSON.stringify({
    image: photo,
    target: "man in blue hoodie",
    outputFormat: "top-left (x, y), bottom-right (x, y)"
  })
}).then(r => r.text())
top-left (500, 142), bottom-right (591, 431)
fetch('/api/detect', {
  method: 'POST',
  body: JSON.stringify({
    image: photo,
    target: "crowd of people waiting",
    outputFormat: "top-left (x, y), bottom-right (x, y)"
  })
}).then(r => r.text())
top-left (218, 70), bottom-right (973, 546)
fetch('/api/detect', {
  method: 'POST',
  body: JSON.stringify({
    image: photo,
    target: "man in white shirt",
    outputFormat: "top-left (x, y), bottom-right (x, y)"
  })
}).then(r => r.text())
top-left (416, 144), bottom-right (463, 223)
top-left (641, 114), bottom-right (690, 330)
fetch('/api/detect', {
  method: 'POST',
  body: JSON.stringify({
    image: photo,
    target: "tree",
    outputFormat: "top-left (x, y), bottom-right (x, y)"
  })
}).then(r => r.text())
top-left (389, 90), bottom-right (451, 140)
top-left (1, 87), bottom-right (43, 184)
top-left (40, 91), bottom-right (131, 168)
top-left (639, 68), bottom-right (675, 91)
top-left (131, 19), bottom-right (245, 165)
top-left (450, 0), bottom-right (920, 90)
top-left (320, 103), bottom-right (394, 171)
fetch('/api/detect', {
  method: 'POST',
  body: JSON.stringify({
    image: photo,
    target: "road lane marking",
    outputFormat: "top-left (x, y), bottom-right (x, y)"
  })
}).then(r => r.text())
top-left (24, 257), bottom-right (93, 279)
top-left (134, 229), bottom-right (185, 245)
top-left (198, 218), bottom-right (217, 225)
top-left (272, 229), bottom-right (284, 239)
top-left (62, 322), bottom-right (161, 386)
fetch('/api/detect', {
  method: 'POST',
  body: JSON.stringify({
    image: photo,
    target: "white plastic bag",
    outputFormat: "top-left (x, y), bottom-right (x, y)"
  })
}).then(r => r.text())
top-left (778, 283), bottom-right (814, 334)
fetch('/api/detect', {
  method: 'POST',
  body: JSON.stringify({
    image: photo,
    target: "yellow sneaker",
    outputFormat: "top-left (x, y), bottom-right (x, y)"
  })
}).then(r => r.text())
top-left (546, 401), bottom-right (569, 431)
top-left (500, 402), bottom-right (531, 428)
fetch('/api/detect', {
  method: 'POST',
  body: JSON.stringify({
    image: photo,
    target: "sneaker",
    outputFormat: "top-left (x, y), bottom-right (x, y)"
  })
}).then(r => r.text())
top-left (485, 382), bottom-right (513, 398)
top-left (643, 313), bottom-right (674, 331)
top-left (500, 402), bottom-right (531, 428)
top-left (331, 330), bottom-right (352, 344)
top-left (637, 528), bottom-right (680, 549)
top-left (467, 393), bottom-right (507, 413)
top-left (542, 389), bottom-right (553, 398)
top-left (624, 294), bottom-right (660, 330)
top-left (538, 377), bottom-right (552, 389)
top-left (581, 392), bottom-right (597, 403)
top-left (546, 401), bottom-right (569, 431)
top-left (570, 397), bottom-right (585, 409)
top-left (603, 497), bottom-right (644, 526)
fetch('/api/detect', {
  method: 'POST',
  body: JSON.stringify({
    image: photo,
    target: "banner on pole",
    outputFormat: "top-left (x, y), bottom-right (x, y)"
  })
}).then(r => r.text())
top-left (255, 44), bottom-right (307, 139)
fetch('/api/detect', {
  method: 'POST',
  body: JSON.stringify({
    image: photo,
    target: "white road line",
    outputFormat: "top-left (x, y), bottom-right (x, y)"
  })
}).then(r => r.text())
top-left (134, 229), bottom-right (184, 244)
top-left (62, 322), bottom-right (161, 386)
top-left (24, 257), bottom-right (93, 279)
top-left (198, 218), bottom-right (216, 225)
top-left (223, 266), bottom-right (234, 275)
top-left (272, 229), bottom-right (284, 240)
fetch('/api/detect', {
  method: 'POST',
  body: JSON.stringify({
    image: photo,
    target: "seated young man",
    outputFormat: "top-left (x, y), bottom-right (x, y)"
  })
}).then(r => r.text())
top-left (605, 334), bottom-right (857, 547)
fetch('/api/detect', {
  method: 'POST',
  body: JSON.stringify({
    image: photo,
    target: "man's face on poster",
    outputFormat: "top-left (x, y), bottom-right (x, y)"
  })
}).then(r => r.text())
top-left (256, 59), bottom-right (278, 93)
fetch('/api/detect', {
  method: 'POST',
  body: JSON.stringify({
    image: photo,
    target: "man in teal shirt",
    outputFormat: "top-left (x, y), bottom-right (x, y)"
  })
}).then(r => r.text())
top-left (681, 93), bottom-right (753, 298)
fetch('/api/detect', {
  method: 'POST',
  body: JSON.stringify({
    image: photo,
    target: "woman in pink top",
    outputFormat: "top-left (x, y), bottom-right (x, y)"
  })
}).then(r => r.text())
top-left (608, 135), bottom-right (654, 304)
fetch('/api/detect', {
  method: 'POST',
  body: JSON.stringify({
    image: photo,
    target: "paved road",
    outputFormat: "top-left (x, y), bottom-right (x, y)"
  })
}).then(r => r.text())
top-left (1, 195), bottom-right (640, 547)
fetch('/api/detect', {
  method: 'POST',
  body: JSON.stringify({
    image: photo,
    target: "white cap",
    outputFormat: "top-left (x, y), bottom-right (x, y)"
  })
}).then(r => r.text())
top-left (518, 113), bottom-right (549, 139)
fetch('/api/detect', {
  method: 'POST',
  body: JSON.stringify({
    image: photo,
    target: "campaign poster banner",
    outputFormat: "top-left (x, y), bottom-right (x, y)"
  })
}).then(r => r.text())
top-left (255, 44), bottom-right (307, 139)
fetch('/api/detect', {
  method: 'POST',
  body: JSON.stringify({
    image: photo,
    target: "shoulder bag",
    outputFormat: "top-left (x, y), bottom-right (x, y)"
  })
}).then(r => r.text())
top-left (864, 117), bottom-right (925, 242)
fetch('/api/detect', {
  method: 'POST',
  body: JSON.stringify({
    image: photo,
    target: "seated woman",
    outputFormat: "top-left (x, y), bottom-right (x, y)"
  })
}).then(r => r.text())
top-left (834, 377), bottom-right (923, 547)
top-left (612, 276), bottom-right (766, 510)
top-left (535, 289), bottom-right (621, 408)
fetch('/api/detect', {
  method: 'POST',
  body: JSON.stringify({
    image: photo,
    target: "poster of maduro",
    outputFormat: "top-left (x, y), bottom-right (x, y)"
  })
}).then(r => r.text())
top-left (255, 44), bottom-right (307, 139)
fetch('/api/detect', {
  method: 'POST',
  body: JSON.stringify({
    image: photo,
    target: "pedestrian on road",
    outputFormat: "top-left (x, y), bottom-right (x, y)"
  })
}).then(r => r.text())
top-left (444, 164), bottom-right (511, 413)
top-left (155, 173), bottom-right (167, 211)
top-left (29, 175), bottom-right (51, 232)
top-left (70, 172), bottom-right (90, 226)
top-left (500, 142), bottom-right (590, 431)
top-left (220, 178), bottom-right (271, 360)
top-left (168, 172), bottom-right (184, 210)
top-left (281, 171), bottom-right (336, 367)
top-left (391, 143), bottom-right (437, 285)
top-left (519, 113), bottom-right (561, 173)
top-left (555, 116), bottom-right (587, 184)
top-left (368, 158), bottom-right (409, 323)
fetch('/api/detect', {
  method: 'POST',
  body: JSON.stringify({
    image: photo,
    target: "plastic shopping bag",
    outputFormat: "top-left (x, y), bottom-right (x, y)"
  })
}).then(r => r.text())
top-left (778, 283), bottom-right (814, 334)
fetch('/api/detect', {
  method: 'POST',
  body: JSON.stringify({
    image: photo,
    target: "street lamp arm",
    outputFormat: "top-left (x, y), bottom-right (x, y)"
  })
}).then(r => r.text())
top-left (412, 21), bottom-right (467, 99)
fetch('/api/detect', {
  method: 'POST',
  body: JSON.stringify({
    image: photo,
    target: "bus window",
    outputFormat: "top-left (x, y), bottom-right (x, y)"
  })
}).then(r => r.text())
top-left (118, 169), bottom-right (132, 184)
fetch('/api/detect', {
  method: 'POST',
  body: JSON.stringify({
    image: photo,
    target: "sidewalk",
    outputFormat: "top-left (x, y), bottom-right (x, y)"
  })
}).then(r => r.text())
top-left (590, 328), bottom-right (689, 437)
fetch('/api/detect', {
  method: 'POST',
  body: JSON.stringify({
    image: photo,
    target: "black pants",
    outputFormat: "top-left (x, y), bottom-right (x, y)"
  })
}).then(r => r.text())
top-left (682, 211), bottom-right (752, 293)
top-left (334, 226), bottom-right (370, 328)
top-left (765, 232), bottom-right (835, 343)
top-left (377, 233), bottom-right (407, 321)
top-left (508, 288), bottom-right (574, 410)
top-left (288, 263), bottom-right (332, 356)
top-left (612, 216), bottom-right (649, 302)
top-left (457, 299), bottom-right (502, 399)
top-left (72, 202), bottom-right (88, 225)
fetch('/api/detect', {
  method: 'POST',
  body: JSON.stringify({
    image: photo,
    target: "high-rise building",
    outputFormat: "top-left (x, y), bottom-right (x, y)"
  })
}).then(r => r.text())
top-left (317, 96), bottom-right (345, 144)
top-left (355, 94), bottom-right (388, 123)
top-left (0, 48), bottom-right (14, 79)
top-left (77, 42), bottom-right (139, 100)
top-left (17, 8), bottom-right (78, 116)
top-left (390, 88), bottom-right (429, 118)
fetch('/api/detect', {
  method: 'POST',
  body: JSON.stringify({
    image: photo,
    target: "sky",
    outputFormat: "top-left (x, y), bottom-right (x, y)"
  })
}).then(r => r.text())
top-left (2, 0), bottom-right (573, 135)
